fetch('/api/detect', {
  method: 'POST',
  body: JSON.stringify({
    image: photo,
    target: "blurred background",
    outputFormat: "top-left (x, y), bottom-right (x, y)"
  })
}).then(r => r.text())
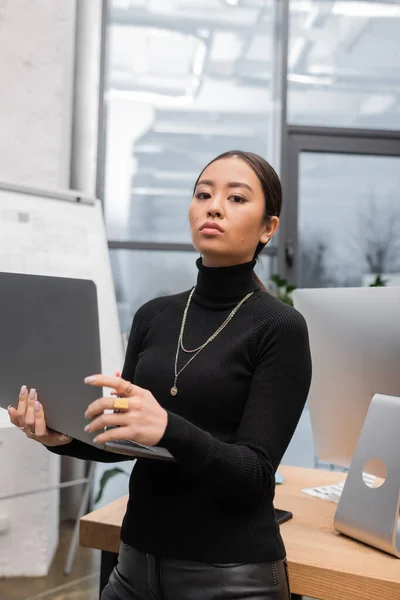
top-left (102, 0), bottom-right (400, 332)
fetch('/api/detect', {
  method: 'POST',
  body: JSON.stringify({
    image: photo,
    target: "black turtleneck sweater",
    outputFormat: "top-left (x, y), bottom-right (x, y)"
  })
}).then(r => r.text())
top-left (48, 258), bottom-right (312, 563)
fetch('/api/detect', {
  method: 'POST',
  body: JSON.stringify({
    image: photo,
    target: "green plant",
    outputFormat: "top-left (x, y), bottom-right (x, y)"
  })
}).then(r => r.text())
top-left (369, 274), bottom-right (388, 287)
top-left (94, 467), bottom-right (129, 505)
top-left (269, 274), bottom-right (296, 306)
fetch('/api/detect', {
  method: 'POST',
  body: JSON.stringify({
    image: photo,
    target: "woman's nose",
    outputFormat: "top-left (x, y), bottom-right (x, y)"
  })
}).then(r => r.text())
top-left (207, 195), bottom-right (224, 218)
top-left (207, 207), bottom-right (222, 217)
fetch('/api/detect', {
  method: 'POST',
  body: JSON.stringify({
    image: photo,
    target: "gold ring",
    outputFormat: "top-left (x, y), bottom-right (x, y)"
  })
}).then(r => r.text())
top-left (113, 397), bottom-right (129, 411)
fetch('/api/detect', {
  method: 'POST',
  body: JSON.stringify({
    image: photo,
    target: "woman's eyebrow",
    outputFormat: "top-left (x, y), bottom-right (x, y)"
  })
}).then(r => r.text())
top-left (196, 179), bottom-right (253, 193)
top-left (196, 179), bottom-right (214, 188)
top-left (227, 181), bottom-right (253, 193)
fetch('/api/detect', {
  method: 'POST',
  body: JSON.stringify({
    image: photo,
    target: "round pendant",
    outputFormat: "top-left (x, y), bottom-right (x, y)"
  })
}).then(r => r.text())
top-left (170, 386), bottom-right (178, 396)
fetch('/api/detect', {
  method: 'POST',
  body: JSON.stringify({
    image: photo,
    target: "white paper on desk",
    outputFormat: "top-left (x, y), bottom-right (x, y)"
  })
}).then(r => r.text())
top-left (302, 472), bottom-right (375, 503)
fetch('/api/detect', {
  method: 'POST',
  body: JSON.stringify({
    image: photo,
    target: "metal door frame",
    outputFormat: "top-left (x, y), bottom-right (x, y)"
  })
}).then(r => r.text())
top-left (279, 125), bottom-right (400, 285)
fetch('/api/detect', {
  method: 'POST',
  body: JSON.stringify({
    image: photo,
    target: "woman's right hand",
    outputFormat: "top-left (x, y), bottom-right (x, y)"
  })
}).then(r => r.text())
top-left (8, 385), bottom-right (72, 447)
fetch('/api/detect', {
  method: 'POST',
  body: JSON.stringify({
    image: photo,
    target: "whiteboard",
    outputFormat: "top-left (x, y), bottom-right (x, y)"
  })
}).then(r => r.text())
top-left (0, 181), bottom-right (124, 425)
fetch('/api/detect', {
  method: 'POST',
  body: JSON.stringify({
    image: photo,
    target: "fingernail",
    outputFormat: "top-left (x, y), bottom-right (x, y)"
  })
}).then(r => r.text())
top-left (29, 388), bottom-right (36, 400)
top-left (84, 376), bottom-right (96, 384)
top-left (84, 425), bottom-right (90, 432)
top-left (7, 405), bottom-right (11, 413)
top-left (35, 401), bottom-right (41, 413)
top-left (93, 436), bottom-right (99, 443)
top-left (20, 385), bottom-right (27, 395)
top-left (84, 410), bottom-right (88, 419)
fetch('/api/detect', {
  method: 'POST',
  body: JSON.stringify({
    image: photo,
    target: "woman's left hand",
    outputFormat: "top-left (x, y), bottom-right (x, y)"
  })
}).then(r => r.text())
top-left (84, 374), bottom-right (168, 446)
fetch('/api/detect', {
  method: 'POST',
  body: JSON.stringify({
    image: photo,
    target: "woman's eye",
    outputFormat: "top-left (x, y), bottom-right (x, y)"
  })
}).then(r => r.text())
top-left (195, 192), bottom-right (211, 200)
top-left (230, 195), bottom-right (247, 204)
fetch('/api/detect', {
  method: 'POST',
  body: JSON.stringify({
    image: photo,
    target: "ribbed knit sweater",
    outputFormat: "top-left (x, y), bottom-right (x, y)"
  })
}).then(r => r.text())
top-left (48, 257), bottom-right (312, 563)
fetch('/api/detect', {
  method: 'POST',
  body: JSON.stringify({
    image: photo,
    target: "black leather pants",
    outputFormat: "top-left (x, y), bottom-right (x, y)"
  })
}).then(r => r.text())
top-left (101, 542), bottom-right (291, 600)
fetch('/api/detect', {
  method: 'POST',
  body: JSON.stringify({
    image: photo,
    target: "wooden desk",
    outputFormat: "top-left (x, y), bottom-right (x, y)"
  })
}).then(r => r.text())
top-left (80, 466), bottom-right (400, 600)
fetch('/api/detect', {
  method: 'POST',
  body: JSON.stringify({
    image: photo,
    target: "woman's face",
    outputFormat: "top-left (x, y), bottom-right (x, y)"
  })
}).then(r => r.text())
top-left (189, 157), bottom-right (279, 267)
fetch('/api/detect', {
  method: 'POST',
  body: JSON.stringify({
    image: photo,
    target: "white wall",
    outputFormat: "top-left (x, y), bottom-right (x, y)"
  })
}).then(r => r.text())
top-left (0, 0), bottom-right (76, 188)
top-left (0, 423), bottom-right (61, 576)
top-left (0, 0), bottom-right (77, 576)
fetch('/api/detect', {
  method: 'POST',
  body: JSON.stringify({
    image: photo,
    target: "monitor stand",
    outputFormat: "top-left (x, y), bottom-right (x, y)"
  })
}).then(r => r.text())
top-left (334, 393), bottom-right (400, 558)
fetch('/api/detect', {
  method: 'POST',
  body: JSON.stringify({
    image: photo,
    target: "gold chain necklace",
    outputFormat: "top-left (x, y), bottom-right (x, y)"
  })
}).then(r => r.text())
top-left (170, 287), bottom-right (254, 396)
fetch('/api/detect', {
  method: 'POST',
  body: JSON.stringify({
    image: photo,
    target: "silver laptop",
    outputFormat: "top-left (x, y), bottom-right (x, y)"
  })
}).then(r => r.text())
top-left (0, 272), bottom-right (174, 462)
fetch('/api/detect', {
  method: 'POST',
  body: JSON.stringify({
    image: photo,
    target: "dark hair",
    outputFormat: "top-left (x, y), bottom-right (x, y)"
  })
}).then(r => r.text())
top-left (193, 150), bottom-right (282, 290)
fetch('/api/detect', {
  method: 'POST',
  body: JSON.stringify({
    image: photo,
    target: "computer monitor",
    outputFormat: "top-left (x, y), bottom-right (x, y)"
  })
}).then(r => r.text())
top-left (292, 286), bottom-right (400, 477)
